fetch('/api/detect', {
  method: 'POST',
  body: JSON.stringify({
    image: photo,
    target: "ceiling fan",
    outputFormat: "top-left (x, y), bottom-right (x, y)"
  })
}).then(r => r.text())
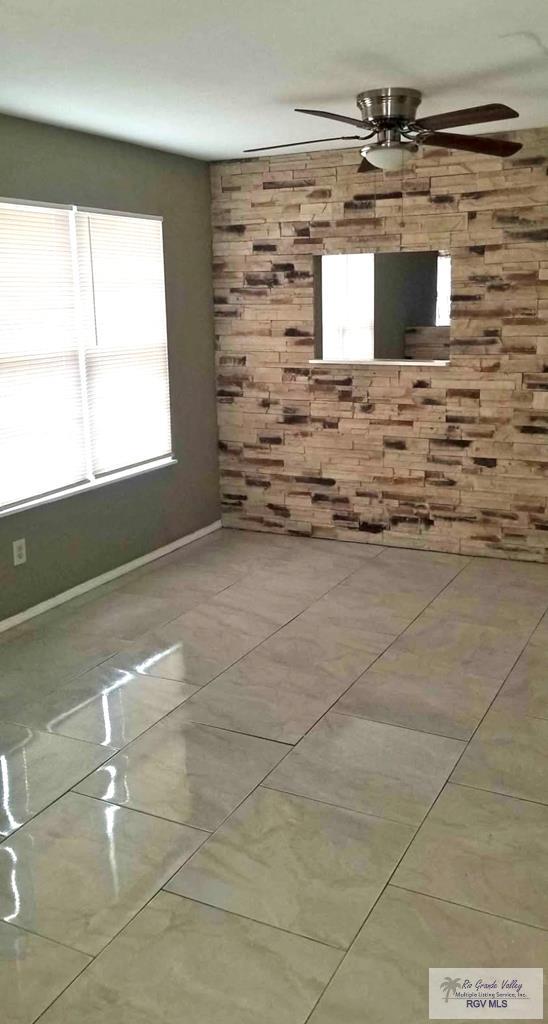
top-left (244, 87), bottom-right (522, 171)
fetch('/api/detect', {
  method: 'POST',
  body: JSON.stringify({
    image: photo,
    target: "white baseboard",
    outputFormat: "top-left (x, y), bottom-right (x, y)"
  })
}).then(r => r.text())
top-left (0, 519), bottom-right (222, 635)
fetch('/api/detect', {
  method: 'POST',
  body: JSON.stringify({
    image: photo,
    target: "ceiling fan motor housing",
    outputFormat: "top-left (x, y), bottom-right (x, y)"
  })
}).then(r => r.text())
top-left (356, 87), bottom-right (422, 126)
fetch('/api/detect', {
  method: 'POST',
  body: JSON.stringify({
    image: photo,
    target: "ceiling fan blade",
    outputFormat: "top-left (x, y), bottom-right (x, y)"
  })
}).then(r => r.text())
top-left (420, 131), bottom-right (522, 158)
top-left (295, 107), bottom-right (366, 129)
top-left (358, 157), bottom-right (375, 173)
top-left (416, 103), bottom-right (519, 132)
top-left (244, 134), bottom-right (363, 153)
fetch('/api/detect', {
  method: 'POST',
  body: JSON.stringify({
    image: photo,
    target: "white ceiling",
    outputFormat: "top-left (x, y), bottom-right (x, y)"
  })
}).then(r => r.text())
top-left (1, 0), bottom-right (548, 161)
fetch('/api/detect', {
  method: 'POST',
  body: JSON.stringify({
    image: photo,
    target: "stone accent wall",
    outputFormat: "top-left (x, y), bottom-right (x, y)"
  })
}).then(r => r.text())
top-left (211, 128), bottom-right (548, 561)
top-left (404, 326), bottom-right (451, 361)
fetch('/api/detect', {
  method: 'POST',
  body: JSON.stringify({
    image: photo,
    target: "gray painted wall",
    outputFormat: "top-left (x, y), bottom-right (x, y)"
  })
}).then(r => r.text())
top-left (374, 252), bottom-right (438, 359)
top-left (0, 113), bottom-right (219, 620)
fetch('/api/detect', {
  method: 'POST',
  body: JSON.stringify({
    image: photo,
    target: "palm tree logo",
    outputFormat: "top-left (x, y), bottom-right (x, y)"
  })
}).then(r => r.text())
top-left (440, 977), bottom-right (461, 1003)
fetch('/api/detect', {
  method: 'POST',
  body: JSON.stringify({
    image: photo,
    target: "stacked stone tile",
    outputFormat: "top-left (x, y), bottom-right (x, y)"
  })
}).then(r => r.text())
top-left (404, 327), bottom-right (450, 361)
top-left (211, 128), bottom-right (548, 561)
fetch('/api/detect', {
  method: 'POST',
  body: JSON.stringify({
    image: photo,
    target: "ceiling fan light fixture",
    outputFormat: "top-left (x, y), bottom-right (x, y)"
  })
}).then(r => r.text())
top-left (362, 141), bottom-right (417, 170)
top-left (245, 90), bottom-right (522, 168)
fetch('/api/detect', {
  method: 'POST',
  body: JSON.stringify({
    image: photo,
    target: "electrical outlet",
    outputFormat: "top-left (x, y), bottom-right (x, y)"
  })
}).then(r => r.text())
top-left (12, 538), bottom-right (27, 566)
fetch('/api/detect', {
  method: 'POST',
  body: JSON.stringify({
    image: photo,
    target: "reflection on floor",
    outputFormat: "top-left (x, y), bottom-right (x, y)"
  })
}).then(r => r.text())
top-left (1, 527), bottom-right (548, 1022)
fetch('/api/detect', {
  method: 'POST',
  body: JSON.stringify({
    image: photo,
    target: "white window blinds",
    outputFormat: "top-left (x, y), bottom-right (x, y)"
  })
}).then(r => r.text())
top-left (0, 201), bottom-right (172, 512)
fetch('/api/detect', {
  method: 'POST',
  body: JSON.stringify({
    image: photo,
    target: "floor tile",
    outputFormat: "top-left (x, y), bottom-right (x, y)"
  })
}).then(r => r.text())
top-left (31, 590), bottom-right (189, 642)
top-left (313, 585), bottom-right (423, 635)
top-left (349, 549), bottom-right (463, 594)
top-left (300, 536), bottom-right (382, 560)
top-left (115, 578), bottom-right (211, 610)
top-left (106, 631), bottom-right (228, 686)
top-left (394, 611), bottom-right (529, 679)
top-left (0, 671), bottom-right (68, 723)
top-left (530, 610), bottom-right (548, 645)
top-left (494, 644), bottom-right (548, 720)
top-left (0, 722), bottom-right (112, 837)
top-left (0, 529), bottom-right (547, 1023)
top-left (308, 886), bottom-right (548, 1024)
top-left (0, 792), bottom-right (204, 954)
top-left (382, 547), bottom-right (467, 567)
top-left (108, 606), bottom-right (265, 687)
top-left (37, 892), bottom-right (342, 1024)
top-left (10, 665), bottom-right (197, 748)
top-left (335, 649), bottom-right (501, 739)
top-left (165, 601), bottom-right (280, 645)
top-left (459, 557), bottom-right (548, 595)
top-left (0, 627), bottom-right (123, 681)
top-left (211, 581), bottom-right (311, 627)
top-left (9, 583), bottom-right (124, 632)
top-left (0, 921), bottom-right (90, 1024)
top-left (288, 546), bottom-right (371, 572)
top-left (255, 627), bottom-right (378, 686)
top-left (242, 563), bottom-right (357, 599)
top-left (393, 783), bottom-right (548, 930)
top-left (266, 712), bottom-right (464, 825)
top-left (125, 561), bottom-right (243, 595)
top-left (429, 579), bottom-right (545, 631)
top-left (179, 532), bottom-right (279, 570)
top-left (451, 709), bottom-right (548, 804)
top-left (166, 787), bottom-right (413, 948)
top-left (76, 713), bottom-right (290, 830)
top-left (116, 553), bottom-right (240, 594)
top-left (177, 651), bottom-right (348, 743)
top-left (341, 564), bottom-right (462, 617)
top-left (110, 602), bottom-right (272, 687)
top-left (279, 604), bottom-right (395, 655)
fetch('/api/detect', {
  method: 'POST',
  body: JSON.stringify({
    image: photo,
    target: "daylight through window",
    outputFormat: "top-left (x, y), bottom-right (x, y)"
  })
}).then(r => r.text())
top-left (320, 251), bottom-right (451, 362)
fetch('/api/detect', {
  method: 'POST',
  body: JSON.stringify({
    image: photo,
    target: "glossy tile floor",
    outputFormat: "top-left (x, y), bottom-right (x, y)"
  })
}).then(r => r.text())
top-left (1, 528), bottom-right (548, 1023)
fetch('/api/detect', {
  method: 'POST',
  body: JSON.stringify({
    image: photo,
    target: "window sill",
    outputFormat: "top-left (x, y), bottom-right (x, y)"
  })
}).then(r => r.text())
top-left (309, 359), bottom-right (450, 367)
top-left (0, 456), bottom-right (178, 520)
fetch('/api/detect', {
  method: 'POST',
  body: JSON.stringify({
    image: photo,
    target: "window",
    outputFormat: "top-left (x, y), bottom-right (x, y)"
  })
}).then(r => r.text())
top-left (321, 253), bottom-right (375, 360)
top-left (0, 200), bottom-right (172, 512)
top-left (435, 254), bottom-right (451, 326)
top-left (318, 251), bottom-right (451, 362)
